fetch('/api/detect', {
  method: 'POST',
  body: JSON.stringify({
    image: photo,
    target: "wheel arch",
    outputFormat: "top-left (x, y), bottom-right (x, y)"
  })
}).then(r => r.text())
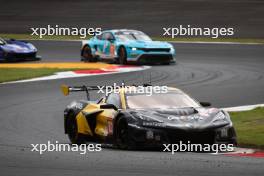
top-left (113, 112), bottom-right (134, 137)
top-left (113, 113), bottom-right (125, 137)
top-left (81, 44), bottom-right (92, 56)
top-left (64, 101), bottom-right (88, 134)
top-left (116, 45), bottom-right (128, 64)
top-left (117, 45), bottom-right (126, 53)
top-left (64, 109), bottom-right (76, 134)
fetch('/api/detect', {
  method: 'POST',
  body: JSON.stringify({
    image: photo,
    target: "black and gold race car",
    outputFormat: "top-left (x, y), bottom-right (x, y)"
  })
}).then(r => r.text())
top-left (61, 85), bottom-right (237, 149)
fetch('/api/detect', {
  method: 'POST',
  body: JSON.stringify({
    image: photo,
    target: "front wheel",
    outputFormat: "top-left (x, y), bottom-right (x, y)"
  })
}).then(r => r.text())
top-left (66, 114), bottom-right (86, 144)
top-left (115, 117), bottom-right (135, 149)
top-left (118, 47), bottom-right (127, 65)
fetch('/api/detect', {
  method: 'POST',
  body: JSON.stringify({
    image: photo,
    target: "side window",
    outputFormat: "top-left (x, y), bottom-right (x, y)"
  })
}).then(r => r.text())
top-left (106, 93), bottom-right (121, 109)
top-left (102, 32), bottom-right (115, 40)
top-left (96, 33), bottom-right (103, 40)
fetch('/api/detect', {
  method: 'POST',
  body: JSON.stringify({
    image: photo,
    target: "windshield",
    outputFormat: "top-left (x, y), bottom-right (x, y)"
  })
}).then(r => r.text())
top-left (126, 93), bottom-right (200, 109)
top-left (115, 31), bottom-right (152, 42)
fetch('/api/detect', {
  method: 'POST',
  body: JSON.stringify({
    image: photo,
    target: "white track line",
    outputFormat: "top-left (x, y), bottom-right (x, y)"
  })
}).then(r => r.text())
top-left (222, 104), bottom-right (264, 112)
top-left (211, 147), bottom-right (256, 155)
top-left (0, 66), bottom-right (151, 84)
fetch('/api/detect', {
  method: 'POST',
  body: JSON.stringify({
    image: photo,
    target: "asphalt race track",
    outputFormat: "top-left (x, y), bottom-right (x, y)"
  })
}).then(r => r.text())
top-left (30, 40), bottom-right (264, 107)
top-left (0, 41), bottom-right (264, 176)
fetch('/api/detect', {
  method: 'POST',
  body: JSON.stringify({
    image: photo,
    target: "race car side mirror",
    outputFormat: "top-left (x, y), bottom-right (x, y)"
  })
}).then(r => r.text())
top-left (61, 85), bottom-right (69, 96)
top-left (100, 104), bottom-right (118, 111)
top-left (200, 102), bottom-right (211, 107)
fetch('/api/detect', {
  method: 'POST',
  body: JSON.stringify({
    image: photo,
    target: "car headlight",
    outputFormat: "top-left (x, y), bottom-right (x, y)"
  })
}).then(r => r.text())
top-left (215, 112), bottom-right (226, 120)
top-left (27, 43), bottom-right (37, 51)
top-left (131, 47), bottom-right (137, 51)
top-left (2, 47), bottom-right (12, 53)
top-left (170, 46), bottom-right (175, 53)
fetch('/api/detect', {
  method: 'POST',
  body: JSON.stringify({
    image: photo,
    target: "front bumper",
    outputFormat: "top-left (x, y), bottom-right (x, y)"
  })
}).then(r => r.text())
top-left (127, 48), bottom-right (176, 64)
top-left (128, 124), bottom-right (237, 147)
top-left (2, 52), bottom-right (41, 61)
top-left (135, 54), bottom-right (175, 64)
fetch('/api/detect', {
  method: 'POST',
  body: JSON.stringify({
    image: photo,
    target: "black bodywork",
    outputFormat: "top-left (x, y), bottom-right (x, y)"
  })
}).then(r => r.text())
top-left (120, 108), bottom-right (237, 148)
top-left (63, 85), bottom-right (237, 149)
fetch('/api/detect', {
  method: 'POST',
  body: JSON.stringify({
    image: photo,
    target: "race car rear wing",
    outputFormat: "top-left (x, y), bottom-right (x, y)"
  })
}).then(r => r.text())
top-left (61, 84), bottom-right (99, 100)
top-left (60, 83), bottom-right (153, 100)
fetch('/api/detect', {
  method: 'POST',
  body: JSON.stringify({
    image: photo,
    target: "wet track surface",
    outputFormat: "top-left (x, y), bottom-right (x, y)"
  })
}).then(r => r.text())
top-left (0, 41), bottom-right (263, 176)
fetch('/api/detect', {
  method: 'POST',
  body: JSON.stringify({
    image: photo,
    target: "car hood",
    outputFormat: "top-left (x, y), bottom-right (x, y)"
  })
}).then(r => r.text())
top-left (0, 40), bottom-right (35, 53)
top-left (126, 40), bottom-right (171, 48)
top-left (129, 107), bottom-right (231, 130)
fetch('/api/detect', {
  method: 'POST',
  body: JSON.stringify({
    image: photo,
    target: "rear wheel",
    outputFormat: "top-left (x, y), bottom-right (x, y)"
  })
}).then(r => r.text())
top-left (66, 113), bottom-right (86, 144)
top-left (118, 47), bottom-right (127, 65)
top-left (82, 45), bottom-right (96, 62)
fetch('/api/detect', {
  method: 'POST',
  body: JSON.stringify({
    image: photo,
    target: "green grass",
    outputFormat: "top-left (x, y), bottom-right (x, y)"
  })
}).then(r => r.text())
top-left (1, 33), bottom-right (264, 44)
top-left (230, 107), bottom-right (264, 149)
top-left (0, 68), bottom-right (78, 83)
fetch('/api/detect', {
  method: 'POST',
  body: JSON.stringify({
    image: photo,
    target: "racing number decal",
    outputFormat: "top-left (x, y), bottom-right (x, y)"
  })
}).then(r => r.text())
top-left (110, 44), bottom-right (115, 56)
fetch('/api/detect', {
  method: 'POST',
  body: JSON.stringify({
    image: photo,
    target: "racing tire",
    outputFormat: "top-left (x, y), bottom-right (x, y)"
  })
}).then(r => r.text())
top-left (115, 117), bottom-right (135, 149)
top-left (66, 113), bottom-right (86, 144)
top-left (82, 45), bottom-right (97, 62)
top-left (118, 46), bottom-right (127, 65)
top-left (161, 62), bottom-right (170, 65)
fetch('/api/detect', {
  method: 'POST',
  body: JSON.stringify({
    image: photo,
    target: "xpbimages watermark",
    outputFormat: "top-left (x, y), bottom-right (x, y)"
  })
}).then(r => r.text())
top-left (96, 83), bottom-right (168, 96)
top-left (163, 141), bottom-right (234, 154)
top-left (30, 25), bottom-right (102, 39)
top-left (163, 25), bottom-right (234, 39)
top-left (31, 141), bottom-right (102, 155)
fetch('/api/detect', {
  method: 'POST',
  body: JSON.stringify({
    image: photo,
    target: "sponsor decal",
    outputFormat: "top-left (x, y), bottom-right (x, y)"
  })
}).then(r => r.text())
top-left (110, 44), bottom-right (115, 56)
top-left (107, 120), bottom-right (113, 135)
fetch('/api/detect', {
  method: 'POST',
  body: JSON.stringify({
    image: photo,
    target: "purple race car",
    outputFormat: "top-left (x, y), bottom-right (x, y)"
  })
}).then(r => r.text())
top-left (0, 38), bottom-right (41, 62)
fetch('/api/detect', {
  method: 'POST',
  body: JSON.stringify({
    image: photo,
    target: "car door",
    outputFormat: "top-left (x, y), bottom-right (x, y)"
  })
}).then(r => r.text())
top-left (96, 93), bottom-right (121, 137)
top-left (101, 32), bottom-right (116, 59)
top-left (93, 33), bottom-right (105, 57)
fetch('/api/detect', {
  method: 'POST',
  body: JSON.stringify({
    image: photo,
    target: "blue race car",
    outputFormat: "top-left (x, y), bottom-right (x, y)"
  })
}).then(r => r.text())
top-left (0, 38), bottom-right (41, 62)
top-left (81, 29), bottom-right (176, 64)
